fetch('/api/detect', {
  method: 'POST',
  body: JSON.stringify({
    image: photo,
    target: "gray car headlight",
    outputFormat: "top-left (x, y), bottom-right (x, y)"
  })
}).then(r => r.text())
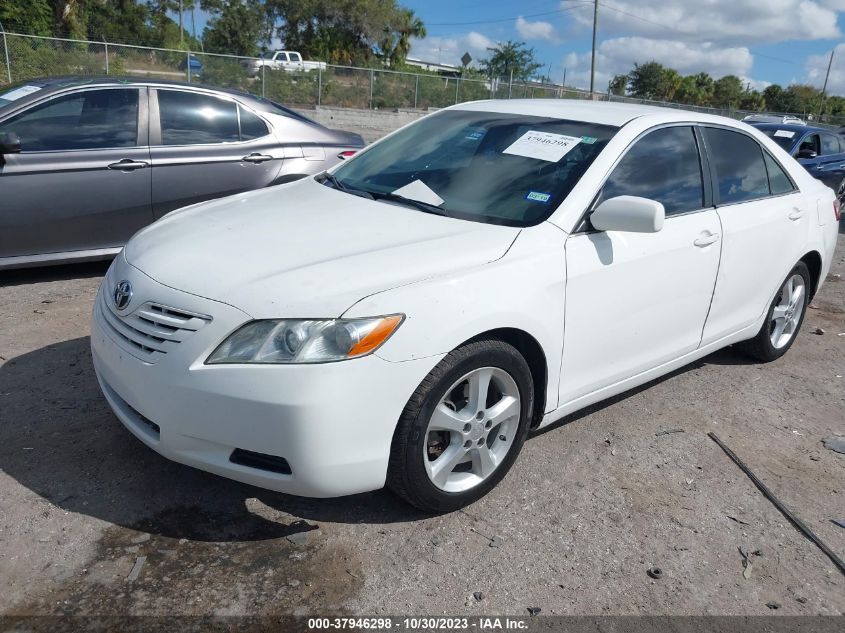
top-left (206, 315), bottom-right (404, 364)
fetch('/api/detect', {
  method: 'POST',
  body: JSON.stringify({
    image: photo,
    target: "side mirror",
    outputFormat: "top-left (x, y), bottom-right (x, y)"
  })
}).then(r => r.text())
top-left (590, 196), bottom-right (665, 233)
top-left (797, 148), bottom-right (817, 160)
top-left (0, 131), bottom-right (21, 154)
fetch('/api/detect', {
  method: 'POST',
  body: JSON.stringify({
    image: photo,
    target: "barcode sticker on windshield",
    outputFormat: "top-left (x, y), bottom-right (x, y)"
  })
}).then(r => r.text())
top-left (774, 130), bottom-right (795, 138)
top-left (503, 131), bottom-right (582, 162)
top-left (0, 84), bottom-right (42, 102)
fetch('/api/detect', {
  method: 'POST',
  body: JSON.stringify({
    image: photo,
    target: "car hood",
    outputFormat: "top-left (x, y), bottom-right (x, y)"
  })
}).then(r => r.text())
top-left (124, 178), bottom-right (520, 318)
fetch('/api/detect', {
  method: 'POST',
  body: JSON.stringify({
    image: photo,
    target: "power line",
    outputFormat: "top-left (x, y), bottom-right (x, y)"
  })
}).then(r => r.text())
top-left (426, 1), bottom-right (590, 27)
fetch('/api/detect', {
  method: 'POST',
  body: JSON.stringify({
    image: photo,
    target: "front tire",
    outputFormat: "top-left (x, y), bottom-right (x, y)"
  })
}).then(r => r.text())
top-left (737, 261), bottom-right (810, 362)
top-left (387, 339), bottom-right (534, 513)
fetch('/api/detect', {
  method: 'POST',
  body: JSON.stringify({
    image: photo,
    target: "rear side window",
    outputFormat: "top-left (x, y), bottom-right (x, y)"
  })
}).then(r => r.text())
top-left (0, 88), bottom-right (138, 152)
top-left (599, 126), bottom-right (704, 216)
top-left (821, 133), bottom-right (840, 155)
top-left (763, 152), bottom-right (796, 195)
top-left (238, 105), bottom-right (269, 140)
top-left (158, 90), bottom-right (239, 145)
top-left (705, 128), bottom-right (769, 204)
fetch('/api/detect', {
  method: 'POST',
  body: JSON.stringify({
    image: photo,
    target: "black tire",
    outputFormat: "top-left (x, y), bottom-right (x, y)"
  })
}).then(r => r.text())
top-left (737, 261), bottom-right (811, 362)
top-left (387, 339), bottom-right (534, 513)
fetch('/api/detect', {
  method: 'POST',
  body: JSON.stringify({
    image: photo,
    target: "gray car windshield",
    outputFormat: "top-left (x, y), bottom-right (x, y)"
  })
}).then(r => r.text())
top-left (329, 110), bottom-right (617, 227)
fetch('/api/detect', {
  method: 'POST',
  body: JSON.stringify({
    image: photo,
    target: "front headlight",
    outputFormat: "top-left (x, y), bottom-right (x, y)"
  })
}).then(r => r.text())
top-left (206, 315), bottom-right (404, 364)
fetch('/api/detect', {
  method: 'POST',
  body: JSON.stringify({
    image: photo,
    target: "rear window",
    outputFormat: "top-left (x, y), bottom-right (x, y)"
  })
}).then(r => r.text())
top-left (705, 127), bottom-right (770, 205)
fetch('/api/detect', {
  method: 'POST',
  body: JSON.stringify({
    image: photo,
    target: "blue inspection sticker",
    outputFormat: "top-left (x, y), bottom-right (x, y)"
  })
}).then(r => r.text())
top-left (525, 191), bottom-right (552, 203)
top-left (464, 127), bottom-right (486, 141)
top-left (580, 136), bottom-right (598, 144)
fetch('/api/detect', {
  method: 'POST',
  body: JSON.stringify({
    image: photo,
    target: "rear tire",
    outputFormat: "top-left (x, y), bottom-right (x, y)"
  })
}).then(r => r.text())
top-left (387, 339), bottom-right (534, 513)
top-left (737, 261), bottom-right (810, 362)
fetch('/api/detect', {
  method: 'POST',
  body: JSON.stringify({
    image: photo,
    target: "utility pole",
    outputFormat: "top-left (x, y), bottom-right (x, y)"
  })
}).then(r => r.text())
top-left (818, 48), bottom-right (835, 119)
top-left (590, 0), bottom-right (599, 96)
top-left (179, 0), bottom-right (184, 48)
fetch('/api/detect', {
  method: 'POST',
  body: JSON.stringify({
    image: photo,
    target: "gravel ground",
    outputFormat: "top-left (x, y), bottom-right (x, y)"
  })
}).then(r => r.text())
top-left (0, 216), bottom-right (843, 616)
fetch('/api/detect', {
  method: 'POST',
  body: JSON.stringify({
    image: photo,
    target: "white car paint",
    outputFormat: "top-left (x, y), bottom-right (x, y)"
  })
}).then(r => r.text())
top-left (91, 100), bottom-right (839, 498)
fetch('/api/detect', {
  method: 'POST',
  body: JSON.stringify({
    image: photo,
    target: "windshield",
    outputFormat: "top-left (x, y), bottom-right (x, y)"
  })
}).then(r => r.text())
top-left (760, 128), bottom-right (798, 152)
top-left (0, 82), bottom-right (45, 108)
top-left (330, 110), bottom-right (617, 227)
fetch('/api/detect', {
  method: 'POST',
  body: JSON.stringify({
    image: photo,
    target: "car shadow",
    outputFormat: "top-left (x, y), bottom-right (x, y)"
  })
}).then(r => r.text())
top-left (0, 338), bottom-right (428, 542)
top-left (0, 261), bottom-right (111, 288)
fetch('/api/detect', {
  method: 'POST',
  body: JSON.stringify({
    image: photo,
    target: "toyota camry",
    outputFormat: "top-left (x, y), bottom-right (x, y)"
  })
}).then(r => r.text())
top-left (91, 100), bottom-right (839, 512)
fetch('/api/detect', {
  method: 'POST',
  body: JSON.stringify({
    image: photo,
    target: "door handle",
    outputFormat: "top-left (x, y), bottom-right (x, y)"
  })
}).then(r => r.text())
top-left (693, 232), bottom-right (720, 247)
top-left (788, 208), bottom-right (804, 220)
top-left (108, 159), bottom-right (148, 171)
top-left (242, 153), bottom-right (273, 164)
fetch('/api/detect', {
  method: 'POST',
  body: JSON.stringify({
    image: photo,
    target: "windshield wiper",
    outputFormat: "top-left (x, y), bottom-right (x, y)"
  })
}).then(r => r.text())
top-left (317, 172), bottom-right (374, 200)
top-left (368, 191), bottom-right (449, 217)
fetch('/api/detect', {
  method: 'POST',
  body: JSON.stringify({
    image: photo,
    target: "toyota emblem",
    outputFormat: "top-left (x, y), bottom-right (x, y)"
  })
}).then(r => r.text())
top-left (113, 280), bottom-right (133, 311)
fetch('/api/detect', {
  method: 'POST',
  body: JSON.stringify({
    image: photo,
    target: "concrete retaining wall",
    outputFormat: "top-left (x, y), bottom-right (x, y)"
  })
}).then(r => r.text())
top-left (292, 106), bottom-right (433, 143)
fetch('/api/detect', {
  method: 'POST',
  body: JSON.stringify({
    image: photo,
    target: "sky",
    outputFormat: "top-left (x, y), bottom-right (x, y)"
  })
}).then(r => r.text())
top-left (185, 0), bottom-right (845, 95)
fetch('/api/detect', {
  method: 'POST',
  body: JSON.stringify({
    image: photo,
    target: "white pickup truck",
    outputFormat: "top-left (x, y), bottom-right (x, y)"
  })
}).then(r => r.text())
top-left (245, 51), bottom-right (327, 75)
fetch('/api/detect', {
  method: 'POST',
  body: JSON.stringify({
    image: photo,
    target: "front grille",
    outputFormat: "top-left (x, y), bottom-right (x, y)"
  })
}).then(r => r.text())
top-left (97, 289), bottom-right (211, 362)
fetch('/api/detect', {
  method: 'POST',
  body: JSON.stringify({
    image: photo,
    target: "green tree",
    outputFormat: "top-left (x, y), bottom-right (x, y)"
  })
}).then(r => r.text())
top-left (763, 84), bottom-right (787, 112)
top-left (266, 0), bottom-right (424, 66)
top-left (480, 40), bottom-right (542, 81)
top-left (608, 73), bottom-right (627, 96)
top-left (739, 87), bottom-right (765, 112)
top-left (712, 75), bottom-right (743, 108)
top-left (628, 61), bottom-right (666, 100)
top-left (659, 67), bottom-right (682, 101)
top-left (202, 0), bottom-right (265, 56)
top-left (674, 75), bottom-right (702, 105)
top-left (0, 0), bottom-right (54, 36)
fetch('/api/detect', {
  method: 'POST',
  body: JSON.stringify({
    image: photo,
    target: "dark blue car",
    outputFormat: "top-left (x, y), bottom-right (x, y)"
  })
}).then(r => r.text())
top-left (750, 123), bottom-right (845, 203)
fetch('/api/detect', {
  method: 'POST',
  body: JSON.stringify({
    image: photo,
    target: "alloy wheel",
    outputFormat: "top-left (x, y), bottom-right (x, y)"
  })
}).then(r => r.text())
top-left (423, 367), bottom-right (521, 493)
top-left (769, 273), bottom-right (806, 349)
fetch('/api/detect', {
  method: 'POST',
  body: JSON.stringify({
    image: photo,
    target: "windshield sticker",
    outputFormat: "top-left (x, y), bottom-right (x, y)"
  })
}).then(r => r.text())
top-left (525, 191), bottom-right (551, 204)
top-left (464, 128), bottom-right (485, 141)
top-left (503, 131), bottom-right (582, 162)
top-left (773, 129), bottom-right (795, 138)
top-left (0, 84), bottom-right (42, 102)
top-left (580, 136), bottom-right (598, 144)
top-left (392, 179), bottom-right (445, 207)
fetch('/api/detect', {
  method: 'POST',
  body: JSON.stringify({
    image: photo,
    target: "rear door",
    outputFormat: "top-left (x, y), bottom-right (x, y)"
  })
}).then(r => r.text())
top-left (0, 86), bottom-right (151, 259)
top-left (814, 132), bottom-right (845, 191)
top-left (560, 125), bottom-right (722, 404)
top-left (700, 126), bottom-right (808, 344)
top-left (149, 88), bottom-right (285, 218)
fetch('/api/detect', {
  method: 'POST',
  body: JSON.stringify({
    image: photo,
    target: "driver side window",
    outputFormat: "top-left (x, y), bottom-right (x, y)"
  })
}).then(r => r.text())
top-left (598, 126), bottom-right (704, 217)
top-left (798, 134), bottom-right (820, 157)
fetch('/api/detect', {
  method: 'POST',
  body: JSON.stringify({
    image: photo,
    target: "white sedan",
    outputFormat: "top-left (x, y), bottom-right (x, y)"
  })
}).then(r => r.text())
top-left (91, 100), bottom-right (839, 512)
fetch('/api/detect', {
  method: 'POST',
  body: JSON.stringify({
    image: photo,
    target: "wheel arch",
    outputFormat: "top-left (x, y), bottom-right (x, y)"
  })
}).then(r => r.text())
top-left (800, 250), bottom-right (823, 298)
top-left (464, 327), bottom-right (548, 429)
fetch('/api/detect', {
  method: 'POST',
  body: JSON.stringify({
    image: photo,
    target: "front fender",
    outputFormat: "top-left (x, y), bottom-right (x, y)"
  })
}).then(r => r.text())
top-left (343, 223), bottom-right (569, 411)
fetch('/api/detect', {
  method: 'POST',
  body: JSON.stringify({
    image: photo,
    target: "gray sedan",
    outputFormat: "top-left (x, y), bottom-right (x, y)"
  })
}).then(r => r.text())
top-left (0, 76), bottom-right (364, 269)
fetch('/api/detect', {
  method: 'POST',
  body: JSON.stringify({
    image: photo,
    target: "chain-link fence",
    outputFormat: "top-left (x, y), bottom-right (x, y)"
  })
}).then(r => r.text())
top-left (0, 31), bottom-right (581, 111)
top-left (2, 30), bottom-right (842, 127)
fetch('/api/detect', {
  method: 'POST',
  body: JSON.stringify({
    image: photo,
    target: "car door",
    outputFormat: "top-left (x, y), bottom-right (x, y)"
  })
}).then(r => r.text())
top-left (149, 88), bottom-right (285, 219)
top-left (700, 126), bottom-right (807, 344)
top-left (813, 132), bottom-right (845, 191)
top-left (560, 125), bottom-right (722, 405)
top-left (0, 86), bottom-right (151, 259)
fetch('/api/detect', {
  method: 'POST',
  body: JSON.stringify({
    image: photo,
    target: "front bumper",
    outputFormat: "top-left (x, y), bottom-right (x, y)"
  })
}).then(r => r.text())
top-left (91, 254), bottom-right (441, 497)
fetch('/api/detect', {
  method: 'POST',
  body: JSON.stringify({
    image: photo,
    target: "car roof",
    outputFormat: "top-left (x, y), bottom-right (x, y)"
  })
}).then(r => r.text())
top-left (749, 122), bottom-right (829, 134)
top-left (451, 99), bottom-right (746, 128)
top-left (0, 75), bottom-right (321, 125)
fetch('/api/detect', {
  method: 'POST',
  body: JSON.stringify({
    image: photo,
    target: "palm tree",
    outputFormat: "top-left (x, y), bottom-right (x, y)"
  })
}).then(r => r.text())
top-left (392, 9), bottom-right (425, 66)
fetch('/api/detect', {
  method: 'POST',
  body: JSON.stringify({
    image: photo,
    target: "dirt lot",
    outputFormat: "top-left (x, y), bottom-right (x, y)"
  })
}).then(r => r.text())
top-left (1, 222), bottom-right (844, 617)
